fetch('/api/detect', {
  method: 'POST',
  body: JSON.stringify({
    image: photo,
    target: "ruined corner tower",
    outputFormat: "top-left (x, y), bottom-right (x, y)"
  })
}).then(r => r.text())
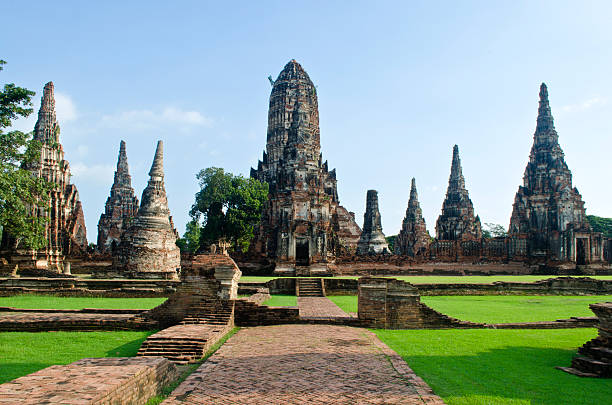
top-left (112, 141), bottom-right (180, 279)
top-left (509, 83), bottom-right (605, 264)
top-left (97, 140), bottom-right (140, 253)
top-left (356, 190), bottom-right (389, 255)
top-left (1, 82), bottom-right (87, 272)
top-left (435, 145), bottom-right (482, 241)
top-left (250, 60), bottom-right (361, 274)
top-left (396, 178), bottom-right (430, 256)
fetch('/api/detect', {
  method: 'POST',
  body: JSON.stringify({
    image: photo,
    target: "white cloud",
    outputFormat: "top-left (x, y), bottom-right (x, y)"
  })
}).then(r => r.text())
top-left (101, 107), bottom-right (212, 132)
top-left (70, 162), bottom-right (114, 185)
top-left (55, 92), bottom-right (78, 122)
top-left (561, 97), bottom-right (607, 113)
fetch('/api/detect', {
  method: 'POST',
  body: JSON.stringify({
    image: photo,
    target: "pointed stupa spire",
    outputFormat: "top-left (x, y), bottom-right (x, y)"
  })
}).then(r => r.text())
top-left (33, 81), bottom-right (60, 143)
top-left (148, 140), bottom-right (164, 178)
top-left (116, 140), bottom-right (129, 173)
top-left (409, 177), bottom-right (418, 202)
top-left (448, 145), bottom-right (466, 191)
top-left (536, 82), bottom-right (555, 133)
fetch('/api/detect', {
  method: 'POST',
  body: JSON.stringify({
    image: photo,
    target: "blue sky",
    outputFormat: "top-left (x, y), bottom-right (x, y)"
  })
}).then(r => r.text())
top-left (2, 1), bottom-right (611, 242)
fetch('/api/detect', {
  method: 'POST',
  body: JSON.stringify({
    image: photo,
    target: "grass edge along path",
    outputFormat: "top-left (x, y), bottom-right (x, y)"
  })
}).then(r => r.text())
top-left (0, 295), bottom-right (167, 310)
top-left (0, 330), bottom-right (156, 384)
top-left (146, 327), bottom-right (239, 405)
top-left (328, 295), bottom-right (612, 324)
top-left (374, 328), bottom-right (612, 405)
top-left (239, 275), bottom-right (612, 283)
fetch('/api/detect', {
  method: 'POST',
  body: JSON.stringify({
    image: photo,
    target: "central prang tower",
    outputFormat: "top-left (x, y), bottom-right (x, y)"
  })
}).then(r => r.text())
top-left (250, 60), bottom-right (361, 273)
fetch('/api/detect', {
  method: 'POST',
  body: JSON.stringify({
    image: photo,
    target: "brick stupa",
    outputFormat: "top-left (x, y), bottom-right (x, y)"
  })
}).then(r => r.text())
top-left (250, 60), bottom-right (361, 272)
top-left (508, 83), bottom-right (605, 263)
top-left (0, 82), bottom-right (87, 272)
top-left (356, 190), bottom-right (389, 254)
top-left (112, 141), bottom-right (180, 279)
top-left (97, 140), bottom-right (139, 253)
top-left (395, 178), bottom-right (430, 256)
top-left (435, 145), bottom-right (482, 241)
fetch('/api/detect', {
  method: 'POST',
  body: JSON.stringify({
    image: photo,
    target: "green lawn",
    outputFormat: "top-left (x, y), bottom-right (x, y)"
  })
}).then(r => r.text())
top-left (422, 296), bottom-right (612, 323)
top-left (263, 295), bottom-right (297, 306)
top-left (374, 328), bottom-right (611, 405)
top-left (240, 275), bottom-right (612, 284)
top-left (0, 330), bottom-right (155, 383)
top-left (328, 295), bottom-right (612, 323)
top-left (0, 295), bottom-right (167, 310)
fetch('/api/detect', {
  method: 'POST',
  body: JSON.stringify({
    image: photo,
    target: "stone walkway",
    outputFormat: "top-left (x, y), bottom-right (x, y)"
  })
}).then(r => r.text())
top-left (297, 296), bottom-right (355, 319)
top-left (163, 324), bottom-right (444, 404)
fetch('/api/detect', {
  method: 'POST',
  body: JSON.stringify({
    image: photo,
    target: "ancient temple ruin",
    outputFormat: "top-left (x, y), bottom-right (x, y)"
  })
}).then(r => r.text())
top-left (395, 178), bottom-right (430, 256)
top-left (0, 82), bottom-right (87, 272)
top-left (435, 145), bottom-right (482, 241)
top-left (112, 141), bottom-right (180, 279)
top-left (356, 190), bottom-right (389, 255)
top-left (97, 141), bottom-right (139, 253)
top-left (250, 60), bottom-right (361, 272)
top-left (509, 83), bottom-right (605, 264)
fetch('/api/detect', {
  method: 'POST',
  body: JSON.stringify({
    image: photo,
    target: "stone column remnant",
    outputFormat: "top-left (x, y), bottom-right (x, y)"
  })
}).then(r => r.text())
top-left (356, 190), bottom-right (389, 255)
top-left (112, 141), bottom-right (180, 279)
top-left (435, 145), bottom-right (482, 241)
top-left (97, 140), bottom-right (140, 253)
top-left (396, 178), bottom-right (430, 256)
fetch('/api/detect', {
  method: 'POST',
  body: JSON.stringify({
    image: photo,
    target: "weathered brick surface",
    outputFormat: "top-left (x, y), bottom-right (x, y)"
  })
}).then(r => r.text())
top-left (0, 357), bottom-right (179, 404)
top-left (0, 312), bottom-right (154, 332)
top-left (163, 325), bottom-right (444, 404)
top-left (559, 302), bottom-right (612, 377)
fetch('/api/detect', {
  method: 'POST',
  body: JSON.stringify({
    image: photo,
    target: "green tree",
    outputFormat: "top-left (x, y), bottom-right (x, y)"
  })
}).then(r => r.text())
top-left (385, 235), bottom-right (397, 252)
top-left (587, 215), bottom-right (612, 238)
top-left (0, 60), bottom-right (51, 249)
top-left (482, 222), bottom-right (507, 239)
top-left (189, 167), bottom-right (268, 252)
top-left (176, 219), bottom-right (202, 253)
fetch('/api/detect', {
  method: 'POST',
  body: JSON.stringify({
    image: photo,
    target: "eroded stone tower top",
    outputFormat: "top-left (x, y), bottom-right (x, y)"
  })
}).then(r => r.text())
top-left (33, 82), bottom-right (60, 144)
top-left (139, 140), bottom-right (170, 221)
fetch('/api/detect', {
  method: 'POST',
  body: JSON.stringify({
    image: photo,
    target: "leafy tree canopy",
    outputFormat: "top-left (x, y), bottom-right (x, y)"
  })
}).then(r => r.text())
top-left (482, 223), bottom-right (508, 239)
top-left (176, 219), bottom-right (201, 253)
top-left (587, 215), bottom-right (612, 239)
top-left (0, 60), bottom-right (51, 249)
top-left (189, 167), bottom-right (268, 252)
top-left (385, 235), bottom-right (397, 252)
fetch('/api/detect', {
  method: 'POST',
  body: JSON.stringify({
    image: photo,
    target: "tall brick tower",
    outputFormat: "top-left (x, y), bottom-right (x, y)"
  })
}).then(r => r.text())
top-left (509, 83), bottom-right (604, 263)
top-left (250, 60), bottom-right (361, 274)
top-left (436, 145), bottom-right (482, 241)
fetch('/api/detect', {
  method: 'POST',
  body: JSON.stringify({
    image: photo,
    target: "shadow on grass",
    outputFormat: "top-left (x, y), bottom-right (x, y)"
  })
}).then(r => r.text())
top-left (104, 332), bottom-right (157, 358)
top-left (0, 363), bottom-right (54, 384)
top-left (397, 345), bottom-right (612, 404)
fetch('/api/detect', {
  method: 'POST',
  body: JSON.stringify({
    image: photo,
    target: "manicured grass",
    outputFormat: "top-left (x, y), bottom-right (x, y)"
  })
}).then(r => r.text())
top-left (374, 328), bottom-right (612, 405)
top-left (263, 295), bottom-right (297, 306)
top-left (240, 275), bottom-right (612, 284)
top-left (0, 295), bottom-right (166, 310)
top-left (0, 330), bottom-right (155, 383)
top-left (421, 295), bottom-right (612, 323)
top-left (329, 295), bottom-right (612, 323)
top-left (328, 295), bottom-right (358, 313)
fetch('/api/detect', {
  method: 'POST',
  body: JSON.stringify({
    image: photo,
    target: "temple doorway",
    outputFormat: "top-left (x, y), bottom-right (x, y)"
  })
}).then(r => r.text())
top-left (576, 238), bottom-right (587, 265)
top-left (296, 239), bottom-right (309, 266)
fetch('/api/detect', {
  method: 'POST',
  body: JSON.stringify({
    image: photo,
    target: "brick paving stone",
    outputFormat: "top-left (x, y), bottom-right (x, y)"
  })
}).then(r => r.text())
top-left (0, 311), bottom-right (151, 331)
top-left (298, 297), bottom-right (355, 319)
top-left (163, 324), bottom-right (445, 404)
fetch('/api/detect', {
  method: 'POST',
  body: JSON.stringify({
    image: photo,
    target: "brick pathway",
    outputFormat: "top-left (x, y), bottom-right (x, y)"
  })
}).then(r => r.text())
top-left (298, 296), bottom-right (355, 319)
top-left (163, 324), bottom-right (444, 404)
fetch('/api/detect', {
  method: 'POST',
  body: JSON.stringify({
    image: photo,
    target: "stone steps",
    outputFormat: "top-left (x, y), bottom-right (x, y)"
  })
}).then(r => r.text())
top-left (571, 356), bottom-right (612, 378)
top-left (298, 278), bottom-right (324, 297)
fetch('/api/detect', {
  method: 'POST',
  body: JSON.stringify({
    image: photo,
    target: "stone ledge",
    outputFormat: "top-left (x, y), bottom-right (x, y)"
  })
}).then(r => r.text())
top-left (0, 357), bottom-right (179, 404)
